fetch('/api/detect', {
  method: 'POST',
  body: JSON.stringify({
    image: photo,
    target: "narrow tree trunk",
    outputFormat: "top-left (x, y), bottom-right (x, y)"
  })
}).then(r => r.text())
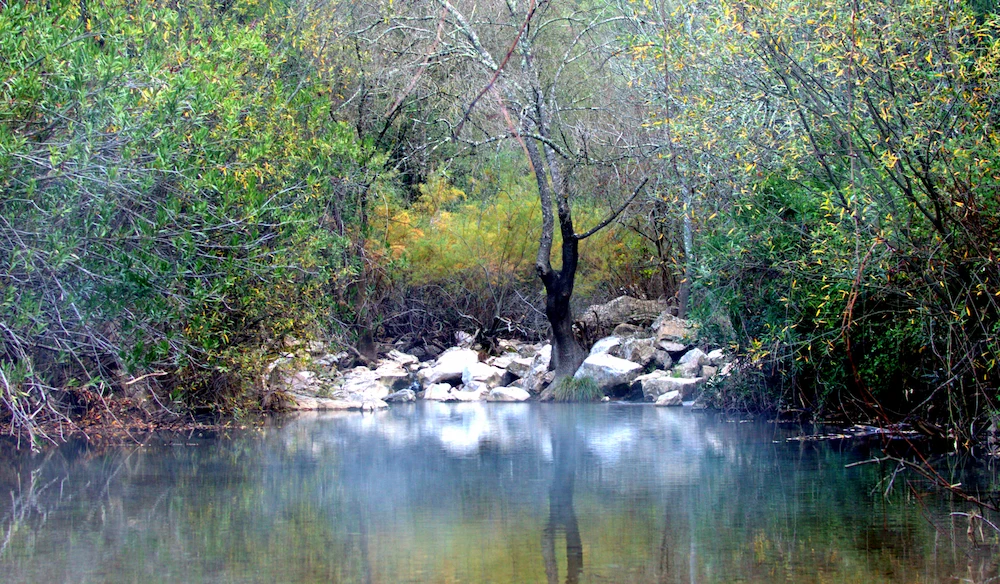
top-left (679, 198), bottom-right (693, 318)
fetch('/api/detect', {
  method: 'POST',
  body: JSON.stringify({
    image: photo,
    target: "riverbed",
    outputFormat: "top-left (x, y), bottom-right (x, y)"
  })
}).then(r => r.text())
top-left (1, 403), bottom-right (995, 583)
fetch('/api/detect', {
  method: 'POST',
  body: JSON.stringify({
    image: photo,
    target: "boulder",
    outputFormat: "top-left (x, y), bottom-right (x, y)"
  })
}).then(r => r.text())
top-left (706, 349), bottom-right (726, 366)
top-left (386, 349), bottom-right (420, 369)
top-left (462, 362), bottom-right (505, 388)
top-left (533, 344), bottom-right (552, 371)
top-left (633, 372), bottom-right (704, 400)
top-left (516, 370), bottom-right (555, 394)
top-left (574, 353), bottom-right (643, 392)
top-left (575, 296), bottom-right (669, 341)
top-left (657, 340), bottom-right (688, 354)
top-left (451, 383), bottom-right (489, 401)
top-left (505, 357), bottom-right (533, 378)
top-left (487, 386), bottom-right (531, 402)
top-left (418, 348), bottom-right (480, 385)
top-left (654, 313), bottom-right (697, 344)
top-left (701, 365), bottom-right (719, 378)
top-left (384, 389), bottom-right (416, 403)
top-left (678, 348), bottom-right (708, 367)
top-left (618, 337), bottom-right (656, 366)
top-left (674, 361), bottom-right (702, 379)
top-left (339, 367), bottom-right (391, 400)
top-left (655, 390), bottom-right (683, 406)
top-left (612, 323), bottom-right (644, 337)
top-left (590, 336), bottom-right (622, 356)
top-left (373, 361), bottom-right (412, 392)
top-left (423, 383), bottom-right (455, 401)
top-left (290, 370), bottom-right (317, 392)
top-left (286, 392), bottom-right (387, 411)
top-left (653, 350), bottom-right (673, 370)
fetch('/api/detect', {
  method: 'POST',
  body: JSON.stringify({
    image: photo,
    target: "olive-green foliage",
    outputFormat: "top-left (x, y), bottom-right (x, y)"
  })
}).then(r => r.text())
top-left (688, 0), bottom-right (1000, 426)
top-left (0, 0), bottom-right (382, 435)
top-left (373, 156), bottom-right (656, 341)
top-left (552, 376), bottom-right (603, 402)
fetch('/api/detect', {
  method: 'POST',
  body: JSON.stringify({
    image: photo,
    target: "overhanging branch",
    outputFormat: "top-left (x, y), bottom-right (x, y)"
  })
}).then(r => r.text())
top-left (575, 177), bottom-right (648, 240)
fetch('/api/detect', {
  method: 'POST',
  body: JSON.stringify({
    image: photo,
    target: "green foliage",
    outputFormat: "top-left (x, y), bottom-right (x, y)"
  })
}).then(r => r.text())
top-left (0, 0), bottom-right (384, 434)
top-left (681, 0), bottom-right (1000, 426)
top-left (552, 376), bottom-right (603, 402)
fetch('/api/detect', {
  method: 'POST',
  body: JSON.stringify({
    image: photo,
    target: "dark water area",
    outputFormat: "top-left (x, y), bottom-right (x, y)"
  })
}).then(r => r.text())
top-left (1, 403), bottom-right (997, 583)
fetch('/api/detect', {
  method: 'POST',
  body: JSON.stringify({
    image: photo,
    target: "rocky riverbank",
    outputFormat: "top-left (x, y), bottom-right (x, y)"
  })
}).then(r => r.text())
top-left (269, 298), bottom-right (736, 411)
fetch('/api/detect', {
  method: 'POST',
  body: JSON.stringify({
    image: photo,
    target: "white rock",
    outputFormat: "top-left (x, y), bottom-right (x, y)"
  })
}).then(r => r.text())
top-left (573, 353), bottom-right (643, 391)
top-left (487, 386), bottom-right (531, 402)
top-left (373, 361), bottom-right (412, 391)
top-left (451, 382), bottom-right (489, 401)
top-left (386, 349), bottom-right (420, 369)
top-left (678, 348), bottom-right (708, 367)
top-left (341, 367), bottom-right (390, 400)
top-left (674, 360), bottom-right (702, 379)
top-left (384, 389), bottom-right (416, 403)
top-left (655, 390), bottom-right (683, 406)
top-left (633, 372), bottom-right (704, 400)
top-left (286, 392), bottom-right (388, 411)
top-left (462, 362), bottom-right (505, 388)
top-left (422, 383), bottom-right (455, 401)
top-left (418, 348), bottom-right (480, 385)
top-left (531, 344), bottom-right (552, 375)
top-left (657, 341), bottom-right (688, 353)
top-left (506, 357), bottom-right (533, 378)
top-left (701, 365), bottom-right (719, 378)
top-left (589, 336), bottom-right (622, 356)
top-left (706, 349), bottom-right (726, 366)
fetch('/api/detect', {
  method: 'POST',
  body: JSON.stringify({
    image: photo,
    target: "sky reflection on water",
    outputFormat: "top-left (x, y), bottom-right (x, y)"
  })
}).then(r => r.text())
top-left (1, 402), bottom-right (996, 583)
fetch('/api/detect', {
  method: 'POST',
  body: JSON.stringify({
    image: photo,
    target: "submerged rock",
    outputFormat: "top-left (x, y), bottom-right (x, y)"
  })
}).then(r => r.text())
top-left (385, 389), bottom-right (416, 403)
top-left (285, 392), bottom-right (388, 411)
top-left (655, 390), bottom-right (683, 406)
top-left (487, 386), bottom-right (531, 402)
top-left (423, 383), bottom-right (455, 401)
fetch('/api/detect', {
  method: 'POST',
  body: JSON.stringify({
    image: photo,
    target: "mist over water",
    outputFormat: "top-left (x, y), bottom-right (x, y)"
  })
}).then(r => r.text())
top-left (1, 403), bottom-right (994, 583)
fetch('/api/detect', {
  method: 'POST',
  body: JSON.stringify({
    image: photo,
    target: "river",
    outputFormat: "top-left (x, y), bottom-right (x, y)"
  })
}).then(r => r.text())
top-left (1, 403), bottom-right (996, 583)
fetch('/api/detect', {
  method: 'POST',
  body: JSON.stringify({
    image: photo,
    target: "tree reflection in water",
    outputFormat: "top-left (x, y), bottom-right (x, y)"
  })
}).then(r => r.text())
top-left (542, 412), bottom-right (583, 584)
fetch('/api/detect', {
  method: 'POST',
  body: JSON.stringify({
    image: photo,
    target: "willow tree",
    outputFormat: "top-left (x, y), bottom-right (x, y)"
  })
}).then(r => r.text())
top-left (358, 0), bottom-right (651, 376)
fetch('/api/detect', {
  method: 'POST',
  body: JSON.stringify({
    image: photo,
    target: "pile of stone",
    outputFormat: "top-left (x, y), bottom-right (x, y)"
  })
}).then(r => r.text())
top-left (268, 298), bottom-right (734, 410)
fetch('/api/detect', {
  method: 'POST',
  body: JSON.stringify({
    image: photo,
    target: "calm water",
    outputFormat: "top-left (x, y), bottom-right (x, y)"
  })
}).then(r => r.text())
top-left (1, 403), bottom-right (997, 583)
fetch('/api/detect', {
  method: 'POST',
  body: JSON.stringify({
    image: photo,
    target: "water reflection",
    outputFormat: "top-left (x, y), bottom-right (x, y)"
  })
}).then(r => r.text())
top-left (0, 403), bottom-right (997, 583)
top-left (543, 411), bottom-right (582, 584)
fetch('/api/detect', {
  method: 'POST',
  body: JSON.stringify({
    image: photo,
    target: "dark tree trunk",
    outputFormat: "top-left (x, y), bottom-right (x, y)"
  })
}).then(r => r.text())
top-left (544, 270), bottom-right (586, 378)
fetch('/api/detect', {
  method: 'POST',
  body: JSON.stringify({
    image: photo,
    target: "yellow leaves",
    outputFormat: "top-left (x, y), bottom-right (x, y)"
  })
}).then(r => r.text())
top-left (880, 149), bottom-right (899, 170)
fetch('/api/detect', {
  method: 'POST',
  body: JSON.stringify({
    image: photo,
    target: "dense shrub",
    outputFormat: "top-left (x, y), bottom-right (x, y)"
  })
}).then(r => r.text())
top-left (0, 0), bottom-right (384, 442)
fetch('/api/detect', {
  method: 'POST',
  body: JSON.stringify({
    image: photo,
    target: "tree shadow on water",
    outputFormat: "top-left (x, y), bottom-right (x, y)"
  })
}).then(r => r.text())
top-left (542, 414), bottom-right (583, 584)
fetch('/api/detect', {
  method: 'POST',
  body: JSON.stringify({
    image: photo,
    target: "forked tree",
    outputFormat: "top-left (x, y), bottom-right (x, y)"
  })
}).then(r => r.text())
top-left (358, 0), bottom-right (650, 376)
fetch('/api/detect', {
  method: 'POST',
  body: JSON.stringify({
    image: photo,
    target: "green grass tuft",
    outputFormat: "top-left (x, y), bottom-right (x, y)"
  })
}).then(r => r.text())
top-left (553, 376), bottom-right (603, 402)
